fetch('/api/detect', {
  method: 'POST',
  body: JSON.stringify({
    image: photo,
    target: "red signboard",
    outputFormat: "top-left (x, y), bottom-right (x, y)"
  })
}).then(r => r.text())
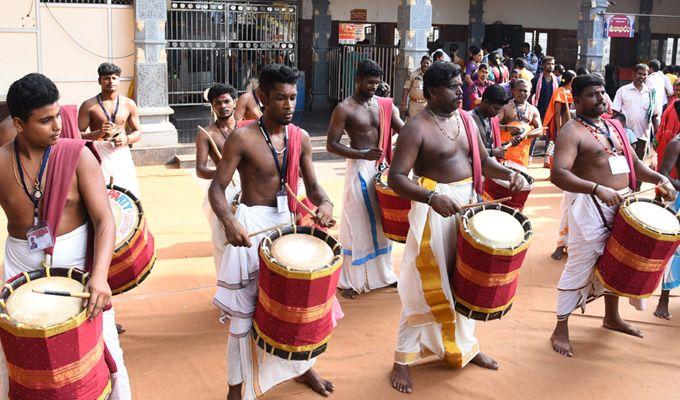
top-left (607, 14), bottom-right (635, 38)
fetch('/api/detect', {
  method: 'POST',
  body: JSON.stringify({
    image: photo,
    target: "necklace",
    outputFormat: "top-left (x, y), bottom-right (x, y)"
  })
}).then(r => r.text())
top-left (574, 116), bottom-right (622, 156)
top-left (428, 108), bottom-right (462, 142)
top-left (217, 126), bottom-right (228, 140)
top-left (352, 95), bottom-right (373, 110)
top-left (513, 100), bottom-right (528, 122)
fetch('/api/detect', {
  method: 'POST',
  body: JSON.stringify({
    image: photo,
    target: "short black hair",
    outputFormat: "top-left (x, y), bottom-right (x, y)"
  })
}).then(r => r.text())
top-left (648, 59), bottom-right (661, 72)
top-left (433, 50), bottom-right (445, 60)
top-left (572, 73), bottom-right (605, 97)
top-left (449, 43), bottom-right (459, 53)
top-left (576, 67), bottom-right (590, 76)
top-left (207, 83), bottom-right (237, 103)
top-left (7, 73), bottom-right (60, 122)
top-left (477, 63), bottom-right (489, 71)
top-left (356, 59), bottom-right (383, 78)
top-left (515, 58), bottom-right (527, 68)
top-left (98, 62), bottom-right (121, 77)
top-left (423, 62), bottom-right (462, 100)
top-left (522, 42), bottom-right (531, 49)
top-left (482, 84), bottom-right (509, 106)
top-left (258, 63), bottom-right (300, 93)
top-left (421, 55), bottom-right (432, 62)
top-left (561, 70), bottom-right (576, 86)
top-left (555, 64), bottom-right (565, 73)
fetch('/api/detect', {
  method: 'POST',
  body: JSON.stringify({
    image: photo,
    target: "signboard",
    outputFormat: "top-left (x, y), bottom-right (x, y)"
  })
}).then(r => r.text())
top-left (339, 23), bottom-right (357, 44)
top-left (606, 14), bottom-right (635, 38)
top-left (350, 9), bottom-right (367, 22)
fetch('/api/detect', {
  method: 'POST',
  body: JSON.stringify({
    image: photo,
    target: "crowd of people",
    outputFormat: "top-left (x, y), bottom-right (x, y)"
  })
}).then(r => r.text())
top-left (0, 37), bottom-right (679, 399)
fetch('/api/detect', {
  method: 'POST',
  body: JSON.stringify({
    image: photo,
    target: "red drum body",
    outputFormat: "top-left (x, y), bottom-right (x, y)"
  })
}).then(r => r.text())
top-left (596, 198), bottom-right (680, 298)
top-left (107, 185), bottom-right (156, 294)
top-left (482, 168), bottom-right (534, 210)
top-left (453, 204), bottom-right (533, 321)
top-left (0, 268), bottom-right (111, 400)
top-left (374, 171), bottom-right (411, 243)
top-left (253, 226), bottom-right (343, 360)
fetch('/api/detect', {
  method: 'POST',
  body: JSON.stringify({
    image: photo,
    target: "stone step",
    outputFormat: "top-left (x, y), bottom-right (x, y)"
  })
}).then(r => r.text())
top-left (173, 153), bottom-right (197, 169)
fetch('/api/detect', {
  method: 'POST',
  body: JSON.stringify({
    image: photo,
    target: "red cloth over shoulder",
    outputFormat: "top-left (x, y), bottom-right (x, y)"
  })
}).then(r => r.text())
top-left (460, 110), bottom-right (483, 195)
top-left (376, 96), bottom-right (394, 165)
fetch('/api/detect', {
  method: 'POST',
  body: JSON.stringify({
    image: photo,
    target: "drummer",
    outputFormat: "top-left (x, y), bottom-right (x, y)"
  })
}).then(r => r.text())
top-left (388, 62), bottom-right (523, 393)
top-left (549, 74), bottom-right (676, 357)
top-left (208, 64), bottom-right (337, 399)
top-left (470, 84), bottom-right (520, 159)
top-left (497, 78), bottom-right (542, 171)
top-left (0, 74), bottom-right (131, 398)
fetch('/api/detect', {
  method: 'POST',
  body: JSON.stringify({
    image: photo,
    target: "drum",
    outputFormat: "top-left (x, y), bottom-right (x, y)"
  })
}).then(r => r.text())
top-left (453, 204), bottom-right (533, 321)
top-left (482, 168), bottom-right (534, 210)
top-left (374, 170), bottom-right (411, 243)
top-left (0, 268), bottom-right (111, 399)
top-left (596, 197), bottom-right (680, 298)
top-left (252, 226), bottom-right (343, 360)
top-left (501, 121), bottom-right (533, 167)
top-left (108, 184), bottom-right (156, 294)
top-left (543, 141), bottom-right (556, 169)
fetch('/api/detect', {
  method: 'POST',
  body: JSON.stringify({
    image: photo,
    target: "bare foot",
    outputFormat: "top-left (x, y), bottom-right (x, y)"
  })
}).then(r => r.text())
top-left (390, 363), bottom-right (412, 394)
top-left (654, 291), bottom-right (672, 320)
top-left (296, 368), bottom-right (334, 397)
top-left (116, 323), bottom-right (126, 334)
top-left (227, 383), bottom-right (242, 400)
top-left (603, 316), bottom-right (644, 338)
top-left (550, 320), bottom-right (573, 357)
top-left (470, 352), bottom-right (499, 370)
top-left (341, 288), bottom-right (358, 299)
top-left (550, 246), bottom-right (566, 260)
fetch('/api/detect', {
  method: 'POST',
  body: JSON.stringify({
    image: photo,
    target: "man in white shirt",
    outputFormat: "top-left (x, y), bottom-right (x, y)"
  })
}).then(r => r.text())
top-left (612, 63), bottom-right (661, 163)
top-left (647, 59), bottom-right (673, 112)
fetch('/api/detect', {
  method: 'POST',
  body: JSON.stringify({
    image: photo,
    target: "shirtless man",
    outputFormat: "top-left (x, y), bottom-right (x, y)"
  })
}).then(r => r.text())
top-left (388, 61), bottom-right (523, 393)
top-left (208, 64), bottom-right (336, 400)
top-left (78, 62), bottom-right (143, 196)
top-left (326, 59), bottom-right (404, 299)
top-left (549, 74), bottom-right (675, 357)
top-left (0, 116), bottom-right (16, 147)
top-left (0, 73), bottom-right (131, 398)
top-left (234, 65), bottom-right (265, 123)
top-left (498, 78), bottom-right (542, 170)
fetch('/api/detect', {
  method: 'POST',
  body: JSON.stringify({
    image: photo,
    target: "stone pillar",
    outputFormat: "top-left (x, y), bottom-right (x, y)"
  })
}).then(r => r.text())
top-left (576, 0), bottom-right (609, 75)
top-left (311, 0), bottom-right (332, 110)
top-left (636, 0), bottom-right (653, 61)
top-left (468, 0), bottom-right (484, 48)
top-left (133, 0), bottom-right (177, 150)
top-left (395, 0), bottom-right (432, 110)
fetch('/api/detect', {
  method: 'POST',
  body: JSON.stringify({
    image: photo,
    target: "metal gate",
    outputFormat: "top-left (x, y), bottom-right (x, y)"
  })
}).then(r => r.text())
top-left (167, 1), bottom-right (299, 106)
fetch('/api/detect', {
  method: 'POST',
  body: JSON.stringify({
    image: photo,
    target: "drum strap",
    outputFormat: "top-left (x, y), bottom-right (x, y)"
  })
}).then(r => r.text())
top-left (590, 195), bottom-right (612, 232)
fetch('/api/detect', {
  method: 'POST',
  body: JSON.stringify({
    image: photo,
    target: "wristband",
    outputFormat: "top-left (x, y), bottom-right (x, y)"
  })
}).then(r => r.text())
top-left (426, 190), bottom-right (436, 205)
top-left (592, 183), bottom-right (599, 195)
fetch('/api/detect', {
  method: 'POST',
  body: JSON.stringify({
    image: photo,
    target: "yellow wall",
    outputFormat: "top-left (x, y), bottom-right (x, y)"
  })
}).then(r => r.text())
top-left (0, 2), bottom-right (134, 107)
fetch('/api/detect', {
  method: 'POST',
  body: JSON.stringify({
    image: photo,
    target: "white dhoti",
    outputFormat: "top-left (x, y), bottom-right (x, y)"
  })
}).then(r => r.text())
top-left (556, 192), bottom-right (573, 249)
top-left (202, 174), bottom-right (241, 273)
top-left (394, 179), bottom-right (480, 368)
top-left (338, 159), bottom-right (396, 293)
top-left (213, 205), bottom-right (314, 400)
top-left (95, 141), bottom-right (141, 198)
top-left (556, 190), bottom-right (644, 320)
top-left (0, 224), bottom-right (132, 400)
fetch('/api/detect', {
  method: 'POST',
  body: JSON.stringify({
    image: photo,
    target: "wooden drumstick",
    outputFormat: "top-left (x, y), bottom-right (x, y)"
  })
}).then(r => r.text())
top-left (32, 289), bottom-right (91, 299)
top-left (460, 197), bottom-right (513, 211)
top-left (247, 223), bottom-right (291, 238)
top-left (624, 183), bottom-right (666, 199)
top-left (284, 184), bottom-right (319, 218)
top-left (198, 125), bottom-right (237, 187)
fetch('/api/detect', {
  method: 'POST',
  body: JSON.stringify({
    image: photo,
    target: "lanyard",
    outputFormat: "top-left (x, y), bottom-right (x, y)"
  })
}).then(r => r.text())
top-left (14, 140), bottom-right (51, 223)
top-left (258, 118), bottom-right (287, 189)
top-left (97, 94), bottom-right (120, 123)
top-left (514, 101), bottom-right (526, 122)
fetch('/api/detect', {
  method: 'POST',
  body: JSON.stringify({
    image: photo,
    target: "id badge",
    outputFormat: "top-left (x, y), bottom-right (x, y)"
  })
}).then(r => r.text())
top-left (608, 155), bottom-right (630, 175)
top-left (26, 221), bottom-right (53, 253)
top-left (276, 189), bottom-right (288, 213)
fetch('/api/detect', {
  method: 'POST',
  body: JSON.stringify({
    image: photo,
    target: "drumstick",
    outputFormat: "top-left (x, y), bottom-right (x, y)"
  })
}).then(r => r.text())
top-left (284, 184), bottom-right (318, 218)
top-left (624, 183), bottom-right (666, 198)
top-left (247, 223), bottom-right (291, 238)
top-left (460, 197), bottom-right (512, 210)
top-left (198, 125), bottom-right (237, 187)
top-left (32, 289), bottom-right (91, 299)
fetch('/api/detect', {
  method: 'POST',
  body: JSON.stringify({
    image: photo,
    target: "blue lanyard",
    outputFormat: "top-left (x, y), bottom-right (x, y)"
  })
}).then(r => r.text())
top-left (258, 118), bottom-right (288, 189)
top-left (14, 140), bottom-right (51, 221)
top-left (97, 94), bottom-right (119, 123)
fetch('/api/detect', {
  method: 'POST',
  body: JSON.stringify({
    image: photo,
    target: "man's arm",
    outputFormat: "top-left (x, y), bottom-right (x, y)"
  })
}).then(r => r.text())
top-left (325, 104), bottom-right (380, 160)
top-left (234, 93), bottom-right (252, 122)
top-left (78, 101), bottom-right (106, 141)
top-left (299, 131), bottom-right (334, 227)
top-left (195, 130), bottom-right (215, 180)
top-left (658, 140), bottom-right (680, 190)
top-left (118, 99), bottom-right (142, 146)
top-left (530, 106), bottom-right (543, 130)
top-left (391, 104), bottom-right (404, 134)
top-left (634, 153), bottom-right (676, 201)
top-left (76, 148), bottom-right (115, 317)
top-left (478, 130), bottom-right (522, 190)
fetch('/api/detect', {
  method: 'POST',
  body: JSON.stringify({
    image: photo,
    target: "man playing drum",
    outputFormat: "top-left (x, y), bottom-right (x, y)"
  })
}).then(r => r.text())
top-left (0, 74), bottom-right (131, 398)
top-left (497, 78), bottom-right (542, 171)
top-left (388, 62), bottom-right (524, 393)
top-left (470, 84), bottom-right (520, 159)
top-left (78, 63), bottom-right (143, 197)
top-left (549, 74), bottom-right (676, 357)
top-left (326, 59), bottom-right (404, 299)
top-left (209, 64), bottom-right (336, 400)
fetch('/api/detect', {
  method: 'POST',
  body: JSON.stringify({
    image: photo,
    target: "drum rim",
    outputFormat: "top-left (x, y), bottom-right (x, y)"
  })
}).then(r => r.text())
top-left (260, 225), bottom-right (342, 276)
top-left (0, 267), bottom-right (90, 336)
top-left (107, 184), bottom-right (145, 252)
top-left (251, 320), bottom-right (329, 360)
top-left (461, 203), bottom-right (533, 252)
top-left (622, 197), bottom-right (680, 238)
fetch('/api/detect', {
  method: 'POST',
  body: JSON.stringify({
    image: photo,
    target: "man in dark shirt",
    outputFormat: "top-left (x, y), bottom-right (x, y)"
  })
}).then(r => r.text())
top-left (531, 56), bottom-right (557, 119)
top-left (471, 84), bottom-right (519, 158)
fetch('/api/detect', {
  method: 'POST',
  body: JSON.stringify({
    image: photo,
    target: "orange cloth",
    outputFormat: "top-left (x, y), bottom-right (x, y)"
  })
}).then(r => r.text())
top-left (500, 122), bottom-right (532, 167)
top-left (656, 99), bottom-right (680, 177)
top-left (543, 87), bottom-right (573, 141)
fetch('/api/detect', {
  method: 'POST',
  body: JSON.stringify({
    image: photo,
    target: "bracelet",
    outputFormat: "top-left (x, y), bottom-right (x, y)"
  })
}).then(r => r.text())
top-left (320, 199), bottom-right (334, 207)
top-left (426, 190), bottom-right (436, 205)
top-left (592, 183), bottom-right (599, 195)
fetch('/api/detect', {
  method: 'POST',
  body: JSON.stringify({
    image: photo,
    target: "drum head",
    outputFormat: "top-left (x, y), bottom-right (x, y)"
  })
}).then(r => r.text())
top-left (627, 201), bottom-right (680, 234)
top-left (109, 188), bottom-right (141, 249)
top-left (270, 233), bottom-right (334, 271)
top-left (468, 209), bottom-right (524, 248)
top-left (6, 277), bottom-right (84, 328)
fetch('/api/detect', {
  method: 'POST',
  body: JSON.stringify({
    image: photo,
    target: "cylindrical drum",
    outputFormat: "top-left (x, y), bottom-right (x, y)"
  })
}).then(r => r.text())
top-left (107, 184), bottom-right (156, 294)
top-left (482, 168), bottom-right (535, 210)
top-left (596, 197), bottom-right (680, 298)
top-left (0, 268), bottom-right (111, 399)
top-left (453, 204), bottom-right (533, 321)
top-left (374, 170), bottom-right (411, 243)
top-left (252, 226), bottom-right (343, 360)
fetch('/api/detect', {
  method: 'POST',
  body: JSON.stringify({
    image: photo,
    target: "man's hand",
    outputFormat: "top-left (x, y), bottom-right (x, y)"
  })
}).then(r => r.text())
top-left (492, 147), bottom-right (506, 158)
top-left (224, 219), bottom-right (252, 247)
top-left (100, 122), bottom-right (113, 140)
top-left (429, 193), bottom-right (461, 217)
top-left (314, 201), bottom-right (336, 228)
top-left (595, 185), bottom-right (624, 207)
top-left (509, 172), bottom-right (526, 193)
top-left (361, 148), bottom-right (384, 161)
top-left (510, 136), bottom-right (524, 147)
top-left (112, 132), bottom-right (129, 147)
top-left (506, 125), bottom-right (523, 136)
top-left (657, 180), bottom-right (677, 202)
top-left (84, 275), bottom-right (112, 320)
